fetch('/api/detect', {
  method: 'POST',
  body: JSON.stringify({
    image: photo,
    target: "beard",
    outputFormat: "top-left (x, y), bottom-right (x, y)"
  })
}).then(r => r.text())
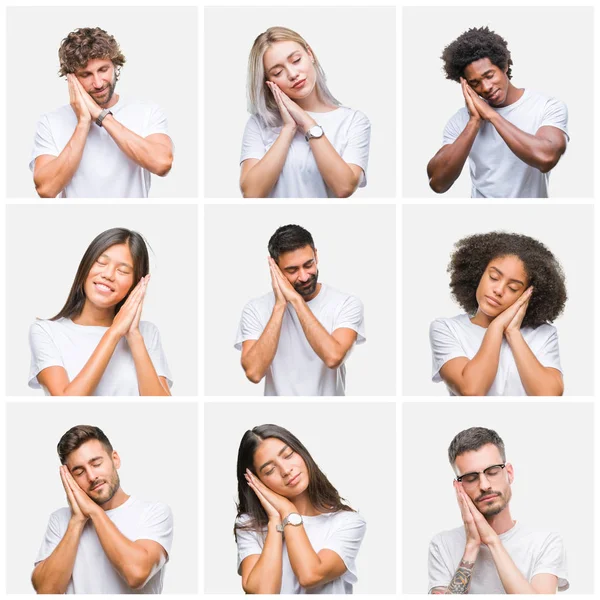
top-left (475, 487), bottom-right (511, 518)
top-left (87, 468), bottom-right (121, 506)
top-left (294, 270), bottom-right (319, 297)
top-left (90, 73), bottom-right (118, 107)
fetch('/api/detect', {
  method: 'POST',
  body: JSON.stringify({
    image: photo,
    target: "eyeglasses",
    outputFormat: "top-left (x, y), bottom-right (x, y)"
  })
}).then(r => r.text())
top-left (456, 464), bottom-right (506, 486)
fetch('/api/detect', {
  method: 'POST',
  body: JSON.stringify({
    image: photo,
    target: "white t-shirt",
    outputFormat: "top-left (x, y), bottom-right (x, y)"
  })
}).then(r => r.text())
top-left (235, 284), bottom-right (366, 396)
top-left (428, 521), bottom-right (569, 594)
top-left (240, 107), bottom-right (371, 198)
top-left (29, 318), bottom-right (173, 396)
top-left (442, 89), bottom-right (569, 198)
top-left (30, 98), bottom-right (170, 198)
top-left (35, 496), bottom-right (173, 594)
top-left (236, 511), bottom-right (366, 594)
top-left (429, 314), bottom-right (562, 396)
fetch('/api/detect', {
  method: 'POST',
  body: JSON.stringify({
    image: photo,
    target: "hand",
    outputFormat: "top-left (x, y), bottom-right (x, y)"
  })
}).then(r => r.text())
top-left (267, 82), bottom-right (316, 134)
top-left (460, 78), bottom-right (481, 123)
top-left (269, 258), bottom-right (301, 304)
top-left (71, 75), bottom-right (102, 120)
top-left (269, 258), bottom-right (287, 307)
top-left (60, 465), bottom-right (100, 521)
top-left (266, 81), bottom-right (297, 132)
top-left (110, 276), bottom-right (148, 338)
top-left (457, 483), bottom-right (499, 546)
top-left (461, 80), bottom-right (496, 121)
top-left (126, 274), bottom-right (150, 339)
top-left (68, 74), bottom-right (92, 125)
top-left (491, 286), bottom-right (533, 333)
top-left (454, 480), bottom-right (481, 550)
top-left (245, 469), bottom-right (297, 522)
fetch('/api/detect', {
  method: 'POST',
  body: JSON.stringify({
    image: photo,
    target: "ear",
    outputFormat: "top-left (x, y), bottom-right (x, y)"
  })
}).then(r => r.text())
top-left (112, 450), bottom-right (121, 470)
top-left (314, 248), bottom-right (319, 265)
top-left (306, 45), bottom-right (315, 64)
top-left (506, 462), bottom-right (514, 484)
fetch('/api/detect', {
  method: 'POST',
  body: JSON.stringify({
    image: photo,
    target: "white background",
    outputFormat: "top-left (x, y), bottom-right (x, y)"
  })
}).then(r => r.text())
top-left (204, 401), bottom-right (396, 594)
top-left (204, 6), bottom-right (396, 198)
top-left (402, 6), bottom-right (594, 198)
top-left (5, 204), bottom-right (198, 396)
top-left (204, 203), bottom-right (396, 396)
top-left (402, 203), bottom-right (594, 396)
top-left (5, 401), bottom-right (198, 594)
top-left (6, 6), bottom-right (198, 198)
top-left (402, 402), bottom-right (594, 594)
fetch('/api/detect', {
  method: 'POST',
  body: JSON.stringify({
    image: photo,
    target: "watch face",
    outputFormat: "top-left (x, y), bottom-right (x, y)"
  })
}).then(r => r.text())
top-left (288, 513), bottom-right (303, 526)
top-left (310, 125), bottom-right (323, 138)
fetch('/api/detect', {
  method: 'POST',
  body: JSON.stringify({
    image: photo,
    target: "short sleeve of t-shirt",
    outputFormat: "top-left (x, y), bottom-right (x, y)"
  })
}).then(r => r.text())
top-left (442, 109), bottom-right (469, 146)
top-left (144, 105), bottom-right (170, 138)
top-left (235, 300), bottom-right (266, 350)
top-left (322, 512), bottom-right (367, 584)
top-left (35, 510), bottom-right (66, 565)
top-left (240, 116), bottom-right (267, 164)
top-left (427, 534), bottom-right (454, 592)
top-left (142, 322), bottom-right (174, 388)
top-left (137, 501), bottom-right (174, 558)
top-left (30, 115), bottom-right (60, 171)
top-left (532, 532), bottom-right (569, 591)
top-left (28, 321), bottom-right (64, 389)
top-left (334, 295), bottom-right (366, 344)
top-left (536, 326), bottom-right (562, 373)
top-left (235, 516), bottom-right (265, 574)
top-left (341, 111), bottom-right (371, 187)
top-left (540, 98), bottom-right (569, 140)
top-left (429, 319), bottom-right (467, 382)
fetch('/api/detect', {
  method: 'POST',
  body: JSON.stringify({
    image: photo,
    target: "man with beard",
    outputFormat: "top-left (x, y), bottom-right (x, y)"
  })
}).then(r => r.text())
top-left (32, 426), bottom-right (173, 594)
top-left (428, 427), bottom-right (568, 594)
top-left (235, 224), bottom-right (365, 395)
top-left (30, 27), bottom-right (173, 198)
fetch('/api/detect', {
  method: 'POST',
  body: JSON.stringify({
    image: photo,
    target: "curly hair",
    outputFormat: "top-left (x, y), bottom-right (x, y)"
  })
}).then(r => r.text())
top-left (58, 27), bottom-right (126, 77)
top-left (441, 26), bottom-right (512, 82)
top-left (448, 232), bottom-right (567, 328)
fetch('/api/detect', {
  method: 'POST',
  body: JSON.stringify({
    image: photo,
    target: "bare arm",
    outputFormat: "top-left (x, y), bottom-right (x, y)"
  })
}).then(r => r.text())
top-left (240, 522), bottom-right (283, 594)
top-left (126, 331), bottom-right (171, 396)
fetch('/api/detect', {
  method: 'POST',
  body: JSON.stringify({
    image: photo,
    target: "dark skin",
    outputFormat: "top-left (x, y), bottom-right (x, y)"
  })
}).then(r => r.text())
top-left (427, 58), bottom-right (568, 194)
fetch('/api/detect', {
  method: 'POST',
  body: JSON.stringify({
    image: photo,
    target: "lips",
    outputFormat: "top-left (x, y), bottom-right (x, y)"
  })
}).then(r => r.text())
top-left (287, 473), bottom-right (301, 486)
top-left (94, 281), bottom-right (115, 293)
top-left (92, 87), bottom-right (109, 95)
top-left (292, 79), bottom-right (306, 89)
top-left (478, 493), bottom-right (499, 502)
top-left (90, 481), bottom-right (105, 492)
top-left (485, 295), bottom-right (501, 307)
top-left (487, 90), bottom-right (501, 103)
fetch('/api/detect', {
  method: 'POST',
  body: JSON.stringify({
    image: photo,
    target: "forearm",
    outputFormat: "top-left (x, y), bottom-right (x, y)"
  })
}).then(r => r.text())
top-left (291, 298), bottom-right (346, 369)
top-left (102, 115), bottom-right (173, 176)
top-left (487, 538), bottom-right (537, 593)
top-left (240, 127), bottom-right (295, 197)
top-left (90, 510), bottom-right (157, 589)
top-left (505, 331), bottom-right (563, 395)
top-left (309, 136), bottom-right (360, 198)
top-left (34, 122), bottom-right (89, 197)
top-left (427, 119), bottom-right (480, 193)
top-left (241, 304), bottom-right (285, 383)
top-left (283, 524), bottom-right (334, 589)
top-left (243, 522), bottom-right (283, 594)
top-left (126, 331), bottom-right (171, 396)
top-left (488, 113), bottom-right (560, 173)
top-left (32, 519), bottom-right (85, 594)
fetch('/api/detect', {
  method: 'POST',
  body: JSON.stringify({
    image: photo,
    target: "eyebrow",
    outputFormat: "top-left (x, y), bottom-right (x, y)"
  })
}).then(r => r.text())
top-left (99, 253), bottom-right (134, 270)
top-left (490, 266), bottom-right (524, 285)
top-left (284, 259), bottom-right (314, 272)
top-left (259, 445), bottom-right (290, 471)
top-left (70, 455), bottom-right (104, 472)
top-left (267, 52), bottom-right (301, 72)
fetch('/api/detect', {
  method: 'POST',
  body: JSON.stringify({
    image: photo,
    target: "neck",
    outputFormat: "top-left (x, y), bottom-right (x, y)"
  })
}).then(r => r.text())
top-left (295, 87), bottom-right (332, 113)
top-left (486, 505), bottom-right (515, 535)
top-left (302, 282), bottom-right (322, 303)
top-left (291, 491), bottom-right (320, 516)
top-left (100, 487), bottom-right (129, 511)
top-left (470, 309), bottom-right (494, 329)
top-left (499, 83), bottom-right (524, 107)
top-left (72, 300), bottom-right (115, 327)
top-left (100, 92), bottom-right (119, 110)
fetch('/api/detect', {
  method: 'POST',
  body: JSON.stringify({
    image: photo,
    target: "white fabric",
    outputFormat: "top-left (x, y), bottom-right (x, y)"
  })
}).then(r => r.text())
top-left (235, 284), bottom-right (365, 396)
top-left (30, 98), bottom-right (170, 198)
top-left (442, 89), bottom-right (569, 198)
top-left (236, 511), bottom-right (366, 594)
top-left (35, 496), bottom-right (173, 594)
top-left (428, 521), bottom-right (569, 594)
top-left (240, 107), bottom-right (371, 198)
top-left (29, 318), bottom-right (173, 396)
top-left (429, 314), bottom-right (561, 396)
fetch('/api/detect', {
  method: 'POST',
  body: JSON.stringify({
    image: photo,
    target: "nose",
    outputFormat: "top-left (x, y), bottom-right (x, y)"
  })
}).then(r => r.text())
top-left (93, 73), bottom-right (103, 89)
top-left (298, 268), bottom-right (310, 283)
top-left (100, 264), bottom-right (116, 281)
top-left (479, 473), bottom-right (493, 490)
top-left (287, 66), bottom-right (299, 81)
top-left (481, 79), bottom-right (493, 94)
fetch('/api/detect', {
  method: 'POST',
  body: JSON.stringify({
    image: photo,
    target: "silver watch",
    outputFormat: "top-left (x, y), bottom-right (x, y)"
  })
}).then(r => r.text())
top-left (305, 124), bottom-right (324, 142)
top-left (96, 109), bottom-right (113, 127)
top-left (276, 512), bottom-right (303, 532)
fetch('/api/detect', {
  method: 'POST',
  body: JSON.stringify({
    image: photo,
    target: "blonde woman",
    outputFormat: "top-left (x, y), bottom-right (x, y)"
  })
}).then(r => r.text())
top-left (240, 27), bottom-right (371, 198)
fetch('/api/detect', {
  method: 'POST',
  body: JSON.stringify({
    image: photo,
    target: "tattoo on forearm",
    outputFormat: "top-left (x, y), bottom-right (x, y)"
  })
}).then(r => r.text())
top-left (446, 559), bottom-right (475, 594)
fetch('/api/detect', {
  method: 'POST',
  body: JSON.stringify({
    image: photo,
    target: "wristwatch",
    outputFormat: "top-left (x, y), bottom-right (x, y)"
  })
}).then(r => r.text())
top-left (305, 124), bottom-right (324, 142)
top-left (96, 109), bottom-right (113, 127)
top-left (276, 512), bottom-right (303, 533)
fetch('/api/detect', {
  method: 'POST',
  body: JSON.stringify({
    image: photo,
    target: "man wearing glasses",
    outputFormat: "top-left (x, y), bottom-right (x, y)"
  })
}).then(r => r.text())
top-left (428, 427), bottom-right (568, 594)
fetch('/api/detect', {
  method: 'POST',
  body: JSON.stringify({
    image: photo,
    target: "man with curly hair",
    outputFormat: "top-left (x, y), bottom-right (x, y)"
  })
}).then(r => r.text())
top-left (428, 427), bottom-right (569, 593)
top-left (427, 27), bottom-right (568, 198)
top-left (30, 28), bottom-right (173, 198)
top-left (429, 232), bottom-right (566, 396)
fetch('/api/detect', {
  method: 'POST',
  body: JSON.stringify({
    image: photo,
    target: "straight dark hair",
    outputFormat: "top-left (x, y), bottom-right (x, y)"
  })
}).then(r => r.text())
top-left (235, 424), bottom-right (354, 538)
top-left (51, 228), bottom-right (149, 321)
top-left (57, 425), bottom-right (114, 464)
top-left (448, 427), bottom-right (506, 466)
top-left (268, 225), bottom-right (315, 261)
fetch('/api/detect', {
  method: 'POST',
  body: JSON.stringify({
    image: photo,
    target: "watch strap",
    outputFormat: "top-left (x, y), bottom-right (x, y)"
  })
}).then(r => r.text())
top-left (96, 109), bottom-right (113, 127)
top-left (305, 124), bottom-right (323, 142)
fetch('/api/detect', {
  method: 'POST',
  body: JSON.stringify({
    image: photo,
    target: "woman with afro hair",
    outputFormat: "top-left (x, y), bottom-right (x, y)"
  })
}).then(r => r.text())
top-left (430, 232), bottom-right (567, 396)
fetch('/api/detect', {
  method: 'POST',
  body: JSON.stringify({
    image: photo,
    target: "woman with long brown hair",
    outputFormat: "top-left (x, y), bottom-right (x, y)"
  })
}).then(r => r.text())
top-left (234, 424), bottom-right (366, 594)
top-left (28, 227), bottom-right (171, 396)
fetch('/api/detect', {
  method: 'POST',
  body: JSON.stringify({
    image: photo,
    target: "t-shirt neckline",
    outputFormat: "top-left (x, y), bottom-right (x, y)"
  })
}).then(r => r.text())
top-left (494, 89), bottom-right (528, 114)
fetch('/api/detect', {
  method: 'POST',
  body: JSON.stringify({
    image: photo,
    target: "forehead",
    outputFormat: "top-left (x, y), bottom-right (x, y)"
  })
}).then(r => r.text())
top-left (454, 443), bottom-right (503, 474)
top-left (277, 245), bottom-right (315, 269)
top-left (253, 437), bottom-right (287, 465)
top-left (98, 243), bottom-right (133, 263)
top-left (65, 439), bottom-right (109, 467)
top-left (76, 58), bottom-right (113, 74)
top-left (263, 40), bottom-right (304, 69)
top-left (464, 57), bottom-right (497, 79)
top-left (486, 254), bottom-right (527, 280)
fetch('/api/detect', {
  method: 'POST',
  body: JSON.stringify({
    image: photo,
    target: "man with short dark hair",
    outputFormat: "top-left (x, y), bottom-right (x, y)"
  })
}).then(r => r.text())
top-left (235, 224), bottom-right (365, 395)
top-left (428, 427), bottom-right (568, 594)
top-left (427, 27), bottom-right (568, 198)
top-left (32, 425), bottom-right (173, 594)
top-left (30, 27), bottom-right (173, 198)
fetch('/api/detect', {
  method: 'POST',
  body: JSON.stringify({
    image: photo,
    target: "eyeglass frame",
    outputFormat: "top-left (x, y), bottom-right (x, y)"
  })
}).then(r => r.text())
top-left (455, 463), bottom-right (506, 484)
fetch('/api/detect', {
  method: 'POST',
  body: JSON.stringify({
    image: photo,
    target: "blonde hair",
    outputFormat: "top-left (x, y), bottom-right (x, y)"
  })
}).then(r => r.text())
top-left (247, 27), bottom-right (340, 127)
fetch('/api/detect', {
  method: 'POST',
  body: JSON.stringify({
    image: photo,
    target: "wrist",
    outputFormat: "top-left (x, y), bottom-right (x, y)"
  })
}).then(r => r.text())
top-left (68, 516), bottom-right (87, 529)
top-left (504, 327), bottom-right (522, 344)
top-left (278, 502), bottom-right (297, 520)
top-left (125, 329), bottom-right (142, 342)
top-left (300, 116), bottom-right (317, 135)
top-left (281, 123), bottom-right (297, 136)
top-left (289, 294), bottom-right (304, 310)
top-left (77, 117), bottom-right (91, 129)
top-left (464, 542), bottom-right (480, 561)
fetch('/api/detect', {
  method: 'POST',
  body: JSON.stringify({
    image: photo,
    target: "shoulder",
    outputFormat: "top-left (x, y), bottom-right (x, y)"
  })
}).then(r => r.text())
top-left (323, 284), bottom-right (362, 306)
top-left (430, 314), bottom-right (468, 333)
top-left (342, 106), bottom-right (370, 123)
top-left (243, 291), bottom-right (275, 311)
top-left (330, 509), bottom-right (367, 528)
top-left (118, 99), bottom-right (164, 112)
top-left (524, 321), bottom-right (558, 339)
top-left (244, 114), bottom-right (267, 131)
top-left (47, 506), bottom-right (72, 526)
top-left (30, 318), bottom-right (66, 337)
top-left (133, 497), bottom-right (173, 519)
top-left (430, 525), bottom-right (465, 549)
top-left (139, 320), bottom-right (160, 335)
top-left (446, 107), bottom-right (469, 125)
